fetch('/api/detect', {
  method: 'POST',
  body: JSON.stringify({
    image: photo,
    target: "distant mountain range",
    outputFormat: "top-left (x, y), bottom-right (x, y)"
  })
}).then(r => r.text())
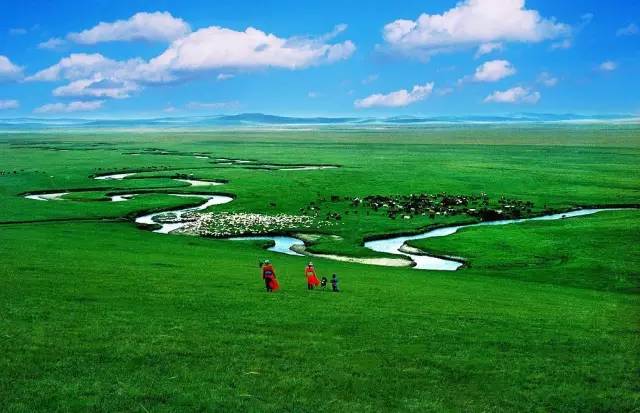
top-left (0, 113), bottom-right (637, 130)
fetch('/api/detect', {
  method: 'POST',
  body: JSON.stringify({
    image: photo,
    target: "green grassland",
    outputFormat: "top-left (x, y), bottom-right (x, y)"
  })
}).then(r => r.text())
top-left (408, 210), bottom-right (640, 293)
top-left (1, 125), bottom-right (639, 411)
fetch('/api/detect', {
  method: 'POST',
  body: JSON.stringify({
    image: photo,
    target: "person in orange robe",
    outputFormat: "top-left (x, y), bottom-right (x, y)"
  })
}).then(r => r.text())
top-left (261, 260), bottom-right (279, 292)
top-left (305, 262), bottom-right (320, 290)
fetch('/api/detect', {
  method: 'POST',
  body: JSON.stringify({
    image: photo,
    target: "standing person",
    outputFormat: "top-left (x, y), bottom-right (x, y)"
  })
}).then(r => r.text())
top-left (261, 260), bottom-right (279, 292)
top-left (304, 262), bottom-right (320, 290)
top-left (331, 273), bottom-right (340, 292)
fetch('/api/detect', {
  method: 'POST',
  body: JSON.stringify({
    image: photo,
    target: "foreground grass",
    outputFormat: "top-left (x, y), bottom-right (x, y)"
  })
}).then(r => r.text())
top-left (408, 210), bottom-right (640, 293)
top-left (1, 126), bottom-right (639, 411)
top-left (1, 221), bottom-right (638, 412)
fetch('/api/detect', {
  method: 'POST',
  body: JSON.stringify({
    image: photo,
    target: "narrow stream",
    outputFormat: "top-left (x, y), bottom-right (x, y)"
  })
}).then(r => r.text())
top-left (228, 236), bottom-right (305, 256)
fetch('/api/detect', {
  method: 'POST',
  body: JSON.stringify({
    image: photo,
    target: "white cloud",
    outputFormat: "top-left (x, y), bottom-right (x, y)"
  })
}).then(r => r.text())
top-left (0, 55), bottom-right (23, 80)
top-left (549, 14), bottom-right (592, 50)
top-left (484, 86), bottom-right (540, 104)
top-left (30, 26), bottom-right (354, 83)
top-left (0, 99), bottom-right (19, 110)
top-left (53, 77), bottom-right (139, 99)
top-left (38, 37), bottom-right (67, 50)
top-left (34, 100), bottom-right (104, 114)
top-left (26, 53), bottom-right (165, 86)
top-left (27, 53), bottom-right (126, 81)
top-left (146, 26), bottom-right (355, 73)
top-left (383, 0), bottom-right (569, 57)
top-left (216, 73), bottom-right (235, 81)
top-left (68, 11), bottom-right (191, 44)
top-left (354, 82), bottom-right (434, 108)
top-left (616, 23), bottom-right (638, 36)
top-left (537, 71), bottom-right (558, 87)
top-left (307, 91), bottom-right (321, 98)
top-left (27, 24), bottom-right (355, 102)
top-left (472, 60), bottom-right (516, 82)
top-left (599, 60), bottom-right (617, 72)
top-left (319, 24), bottom-right (348, 42)
top-left (475, 42), bottom-right (503, 58)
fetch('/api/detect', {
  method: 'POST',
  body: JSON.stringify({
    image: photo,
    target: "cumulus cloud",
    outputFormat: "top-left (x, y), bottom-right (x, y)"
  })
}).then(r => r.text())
top-left (537, 71), bottom-right (558, 87)
top-left (26, 23), bottom-right (355, 102)
top-left (53, 77), bottom-right (139, 99)
top-left (471, 60), bottom-right (516, 82)
top-left (484, 86), bottom-right (540, 104)
top-left (38, 37), bottom-right (66, 50)
top-left (0, 55), bottom-right (23, 80)
top-left (354, 82), bottom-right (434, 108)
top-left (617, 23), bottom-right (638, 36)
top-left (599, 60), bottom-right (617, 72)
top-left (146, 26), bottom-right (355, 73)
top-left (25, 53), bottom-right (166, 85)
top-left (0, 99), bottom-right (20, 110)
top-left (27, 53), bottom-right (128, 81)
top-left (475, 42), bottom-right (503, 58)
top-left (68, 11), bottom-right (191, 44)
top-left (382, 0), bottom-right (569, 58)
top-left (34, 100), bottom-right (104, 114)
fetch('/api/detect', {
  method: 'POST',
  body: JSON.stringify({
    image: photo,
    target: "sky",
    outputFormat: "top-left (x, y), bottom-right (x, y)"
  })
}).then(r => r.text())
top-left (0, 0), bottom-right (638, 118)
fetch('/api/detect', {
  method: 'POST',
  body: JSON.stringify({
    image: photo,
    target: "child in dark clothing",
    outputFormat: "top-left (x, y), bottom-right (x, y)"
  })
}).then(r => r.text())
top-left (331, 273), bottom-right (339, 292)
top-left (320, 276), bottom-right (328, 290)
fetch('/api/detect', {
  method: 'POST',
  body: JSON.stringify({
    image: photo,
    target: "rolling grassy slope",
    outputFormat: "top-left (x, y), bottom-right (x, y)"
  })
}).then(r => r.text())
top-left (0, 126), bottom-right (638, 411)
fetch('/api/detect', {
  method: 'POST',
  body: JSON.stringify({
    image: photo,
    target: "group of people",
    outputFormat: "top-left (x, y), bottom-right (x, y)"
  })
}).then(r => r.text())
top-left (260, 260), bottom-right (340, 293)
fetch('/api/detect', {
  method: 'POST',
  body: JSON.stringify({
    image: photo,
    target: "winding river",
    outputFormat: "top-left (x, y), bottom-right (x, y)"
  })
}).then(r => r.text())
top-left (135, 194), bottom-right (234, 234)
top-left (229, 236), bottom-right (305, 256)
top-left (129, 194), bottom-right (624, 270)
top-left (23, 171), bottom-right (631, 271)
top-left (364, 208), bottom-right (620, 270)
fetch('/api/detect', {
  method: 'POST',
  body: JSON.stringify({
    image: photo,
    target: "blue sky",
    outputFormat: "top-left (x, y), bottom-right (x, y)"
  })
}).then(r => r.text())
top-left (0, 0), bottom-right (638, 117)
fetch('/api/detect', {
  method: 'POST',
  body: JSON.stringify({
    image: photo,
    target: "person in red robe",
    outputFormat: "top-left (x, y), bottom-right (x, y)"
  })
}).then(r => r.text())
top-left (261, 260), bottom-right (279, 292)
top-left (305, 262), bottom-right (320, 290)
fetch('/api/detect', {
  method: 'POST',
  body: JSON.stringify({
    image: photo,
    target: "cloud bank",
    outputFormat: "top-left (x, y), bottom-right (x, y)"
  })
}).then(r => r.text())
top-left (27, 23), bottom-right (356, 103)
top-left (382, 0), bottom-right (569, 58)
